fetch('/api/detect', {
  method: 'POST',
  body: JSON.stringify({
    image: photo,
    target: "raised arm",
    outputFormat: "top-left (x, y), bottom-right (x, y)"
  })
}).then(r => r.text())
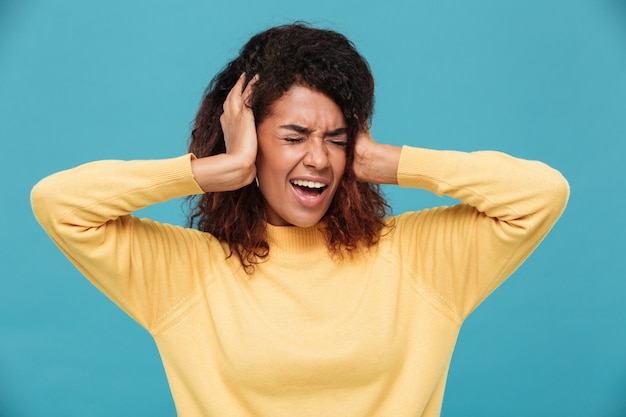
top-left (30, 74), bottom-right (259, 330)
top-left (354, 130), bottom-right (570, 319)
top-left (31, 154), bottom-right (215, 329)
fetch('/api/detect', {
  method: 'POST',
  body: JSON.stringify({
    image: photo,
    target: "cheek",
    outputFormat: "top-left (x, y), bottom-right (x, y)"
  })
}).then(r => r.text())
top-left (255, 148), bottom-right (294, 197)
top-left (257, 148), bottom-right (295, 179)
top-left (332, 151), bottom-right (348, 177)
top-left (255, 141), bottom-right (279, 179)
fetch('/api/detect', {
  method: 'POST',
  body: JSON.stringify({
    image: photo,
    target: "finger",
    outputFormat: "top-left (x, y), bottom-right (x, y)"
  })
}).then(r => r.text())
top-left (242, 73), bottom-right (259, 95)
top-left (242, 74), bottom-right (259, 107)
top-left (223, 73), bottom-right (247, 112)
top-left (232, 72), bottom-right (246, 95)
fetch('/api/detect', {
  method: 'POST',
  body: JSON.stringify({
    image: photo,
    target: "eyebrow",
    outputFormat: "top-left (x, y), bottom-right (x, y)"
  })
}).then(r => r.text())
top-left (279, 124), bottom-right (348, 137)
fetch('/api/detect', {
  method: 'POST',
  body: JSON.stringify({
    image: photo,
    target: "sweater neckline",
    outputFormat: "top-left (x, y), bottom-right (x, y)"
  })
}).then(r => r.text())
top-left (265, 223), bottom-right (328, 256)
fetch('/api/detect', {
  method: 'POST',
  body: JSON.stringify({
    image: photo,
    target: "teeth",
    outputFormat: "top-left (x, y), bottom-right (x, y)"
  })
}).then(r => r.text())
top-left (291, 179), bottom-right (326, 189)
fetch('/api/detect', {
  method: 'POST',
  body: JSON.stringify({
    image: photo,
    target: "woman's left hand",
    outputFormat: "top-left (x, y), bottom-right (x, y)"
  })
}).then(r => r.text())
top-left (353, 129), bottom-right (401, 184)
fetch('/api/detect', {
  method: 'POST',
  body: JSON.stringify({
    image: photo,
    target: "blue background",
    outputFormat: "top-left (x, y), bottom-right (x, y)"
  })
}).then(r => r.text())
top-left (1, 0), bottom-right (625, 416)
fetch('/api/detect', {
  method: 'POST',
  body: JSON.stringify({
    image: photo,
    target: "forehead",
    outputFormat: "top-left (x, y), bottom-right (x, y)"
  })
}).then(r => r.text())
top-left (266, 85), bottom-right (346, 128)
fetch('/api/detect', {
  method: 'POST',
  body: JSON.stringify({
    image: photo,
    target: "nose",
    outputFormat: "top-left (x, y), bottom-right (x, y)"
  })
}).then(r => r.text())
top-left (303, 137), bottom-right (330, 169)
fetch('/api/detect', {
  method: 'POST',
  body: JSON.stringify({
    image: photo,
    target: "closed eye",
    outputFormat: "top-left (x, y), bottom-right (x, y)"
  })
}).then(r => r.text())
top-left (284, 137), bottom-right (304, 143)
top-left (326, 137), bottom-right (348, 147)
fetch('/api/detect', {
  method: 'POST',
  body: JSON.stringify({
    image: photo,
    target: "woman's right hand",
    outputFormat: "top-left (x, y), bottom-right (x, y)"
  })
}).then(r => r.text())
top-left (191, 73), bottom-right (260, 192)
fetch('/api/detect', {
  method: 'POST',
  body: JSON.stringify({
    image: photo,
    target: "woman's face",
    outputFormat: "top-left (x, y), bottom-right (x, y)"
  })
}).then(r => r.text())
top-left (256, 85), bottom-right (348, 227)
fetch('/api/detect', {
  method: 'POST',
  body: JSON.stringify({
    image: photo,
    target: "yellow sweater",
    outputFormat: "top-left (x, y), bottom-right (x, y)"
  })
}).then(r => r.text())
top-left (31, 146), bottom-right (568, 417)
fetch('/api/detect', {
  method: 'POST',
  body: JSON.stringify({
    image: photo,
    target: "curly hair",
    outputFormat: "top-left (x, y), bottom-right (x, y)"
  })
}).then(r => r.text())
top-left (188, 23), bottom-right (389, 272)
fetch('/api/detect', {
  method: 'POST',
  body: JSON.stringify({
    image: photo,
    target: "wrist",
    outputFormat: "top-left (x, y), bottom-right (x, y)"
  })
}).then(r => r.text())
top-left (191, 154), bottom-right (256, 192)
top-left (355, 143), bottom-right (401, 184)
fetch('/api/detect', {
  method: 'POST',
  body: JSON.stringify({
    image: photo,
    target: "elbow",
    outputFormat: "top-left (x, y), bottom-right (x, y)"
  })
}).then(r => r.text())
top-left (528, 167), bottom-right (569, 229)
top-left (30, 176), bottom-right (58, 229)
top-left (506, 169), bottom-right (569, 241)
top-left (31, 178), bottom-right (50, 226)
top-left (549, 169), bottom-right (570, 216)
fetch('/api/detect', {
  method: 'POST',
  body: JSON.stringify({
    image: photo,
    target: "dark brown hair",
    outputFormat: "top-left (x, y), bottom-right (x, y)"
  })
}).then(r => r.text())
top-left (188, 23), bottom-right (389, 272)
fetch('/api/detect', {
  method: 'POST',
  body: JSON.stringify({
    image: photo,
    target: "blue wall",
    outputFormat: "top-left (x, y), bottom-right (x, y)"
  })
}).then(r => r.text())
top-left (1, 0), bottom-right (625, 415)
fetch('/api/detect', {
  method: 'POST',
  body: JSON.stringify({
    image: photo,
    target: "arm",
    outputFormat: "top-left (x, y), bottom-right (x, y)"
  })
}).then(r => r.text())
top-left (31, 75), bottom-right (259, 330)
top-left (30, 155), bottom-right (213, 330)
top-left (354, 131), bottom-right (570, 319)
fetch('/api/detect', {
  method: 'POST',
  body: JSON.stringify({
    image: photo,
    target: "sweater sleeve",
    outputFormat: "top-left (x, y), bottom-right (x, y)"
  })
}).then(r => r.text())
top-left (30, 155), bottom-right (213, 331)
top-left (394, 146), bottom-right (569, 321)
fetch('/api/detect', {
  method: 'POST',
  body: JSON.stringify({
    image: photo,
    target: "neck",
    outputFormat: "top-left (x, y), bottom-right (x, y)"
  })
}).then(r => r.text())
top-left (265, 223), bottom-right (327, 258)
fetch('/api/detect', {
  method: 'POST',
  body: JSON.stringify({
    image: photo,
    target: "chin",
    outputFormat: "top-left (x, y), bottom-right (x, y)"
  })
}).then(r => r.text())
top-left (265, 201), bottom-right (331, 227)
top-left (293, 220), bottom-right (322, 228)
top-left (284, 217), bottom-right (322, 228)
top-left (274, 211), bottom-right (326, 228)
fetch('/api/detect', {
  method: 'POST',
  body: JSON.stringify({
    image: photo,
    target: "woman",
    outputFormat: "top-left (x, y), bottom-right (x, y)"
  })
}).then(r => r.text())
top-left (31, 23), bottom-right (569, 417)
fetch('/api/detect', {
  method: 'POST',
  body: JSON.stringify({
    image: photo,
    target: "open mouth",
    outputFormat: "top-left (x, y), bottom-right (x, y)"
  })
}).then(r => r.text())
top-left (290, 179), bottom-right (327, 197)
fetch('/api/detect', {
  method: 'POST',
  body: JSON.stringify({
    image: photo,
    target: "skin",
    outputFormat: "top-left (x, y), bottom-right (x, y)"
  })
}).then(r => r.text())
top-left (191, 74), bottom-right (402, 226)
top-left (255, 85), bottom-right (348, 227)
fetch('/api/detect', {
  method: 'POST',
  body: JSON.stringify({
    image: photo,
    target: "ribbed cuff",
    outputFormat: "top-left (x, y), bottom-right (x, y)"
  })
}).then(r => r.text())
top-left (141, 154), bottom-right (205, 199)
top-left (396, 146), bottom-right (447, 196)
